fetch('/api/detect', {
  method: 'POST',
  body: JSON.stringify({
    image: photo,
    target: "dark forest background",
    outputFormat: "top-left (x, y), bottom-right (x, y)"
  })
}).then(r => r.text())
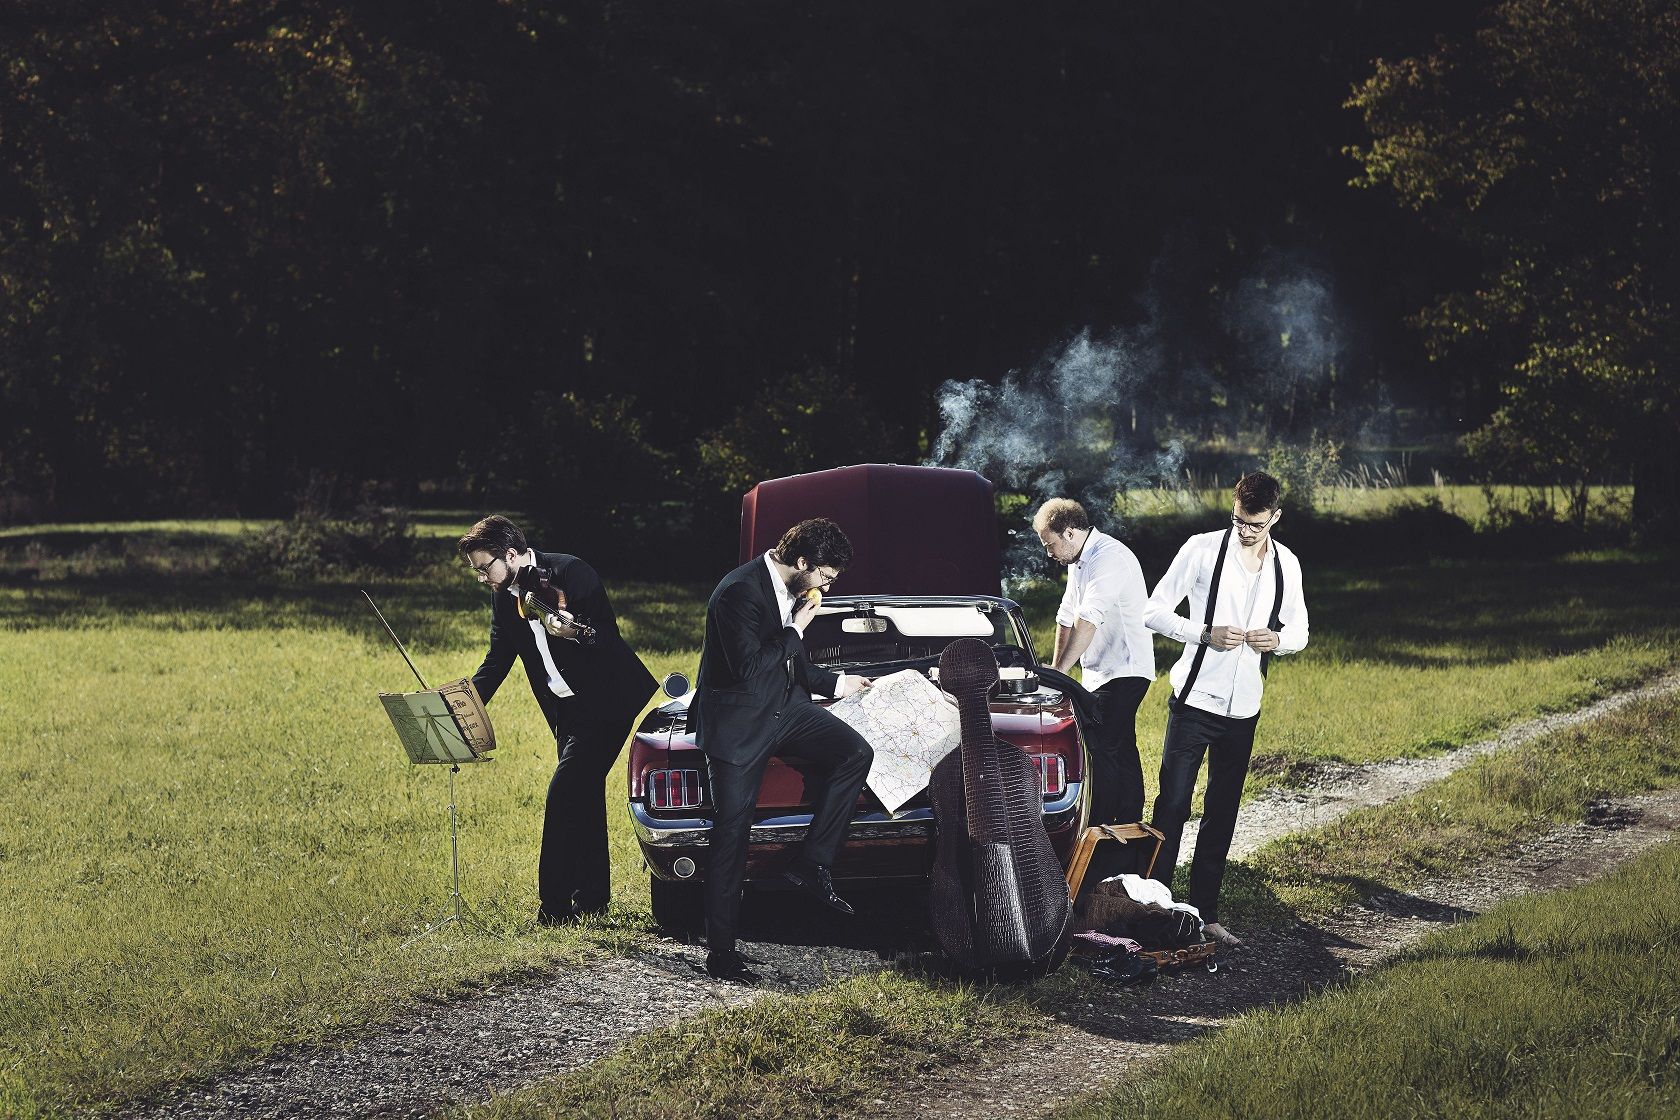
top-left (3, 0), bottom-right (1676, 562)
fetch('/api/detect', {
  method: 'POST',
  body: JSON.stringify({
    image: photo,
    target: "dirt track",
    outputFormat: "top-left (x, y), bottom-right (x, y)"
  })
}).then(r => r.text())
top-left (117, 670), bottom-right (1680, 1120)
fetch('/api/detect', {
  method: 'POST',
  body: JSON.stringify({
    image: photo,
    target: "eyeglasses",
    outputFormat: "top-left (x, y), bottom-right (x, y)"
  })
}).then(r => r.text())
top-left (1231, 513), bottom-right (1275, 533)
top-left (469, 556), bottom-right (503, 576)
top-left (814, 568), bottom-right (841, 587)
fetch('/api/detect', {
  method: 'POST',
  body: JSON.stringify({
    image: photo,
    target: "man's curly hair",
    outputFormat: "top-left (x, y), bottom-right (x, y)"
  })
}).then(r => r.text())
top-left (772, 518), bottom-right (853, 571)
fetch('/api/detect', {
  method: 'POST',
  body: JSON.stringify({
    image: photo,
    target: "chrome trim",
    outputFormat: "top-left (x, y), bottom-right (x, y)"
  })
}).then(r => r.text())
top-left (630, 781), bottom-right (1083, 848)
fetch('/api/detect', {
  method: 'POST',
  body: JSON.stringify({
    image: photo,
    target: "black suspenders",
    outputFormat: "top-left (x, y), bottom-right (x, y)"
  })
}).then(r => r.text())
top-left (1261, 548), bottom-right (1285, 679)
top-left (1172, 529), bottom-right (1287, 706)
top-left (1173, 528), bottom-right (1230, 707)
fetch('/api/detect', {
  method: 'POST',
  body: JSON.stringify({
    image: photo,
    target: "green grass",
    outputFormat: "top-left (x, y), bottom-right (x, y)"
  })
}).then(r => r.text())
top-left (1115, 482), bottom-right (1633, 529)
top-left (451, 971), bottom-right (1037, 1120)
top-left (1017, 549), bottom-right (1680, 811)
top-left (2, 518), bottom-right (1678, 1116)
top-left (1049, 837), bottom-right (1680, 1120)
top-left (1221, 691), bottom-right (1680, 924)
top-left (461, 693), bottom-right (1680, 1120)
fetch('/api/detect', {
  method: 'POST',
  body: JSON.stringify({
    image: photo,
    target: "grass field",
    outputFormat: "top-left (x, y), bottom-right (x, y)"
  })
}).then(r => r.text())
top-left (2, 517), bottom-right (1677, 1116)
top-left (1115, 481), bottom-right (1634, 529)
top-left (1051, 841), bottom-right (1680, 1120)
top-left (1222, 690), bottom-right (1680, 923)
top-left (450, 658), bottom-right (1680, 1120)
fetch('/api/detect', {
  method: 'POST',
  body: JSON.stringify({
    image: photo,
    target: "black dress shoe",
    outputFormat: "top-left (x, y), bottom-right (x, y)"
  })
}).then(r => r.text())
top-left (536, 906), bottom-right (579, 927)
top-left (780, 862), bottom-right (856, 916)
top-left (704, 950), bottom-right (762, 985)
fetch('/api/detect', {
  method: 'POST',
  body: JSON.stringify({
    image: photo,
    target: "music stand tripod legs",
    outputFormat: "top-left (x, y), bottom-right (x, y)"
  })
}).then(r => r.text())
top-left (402, 763), bottom-right (499, 948)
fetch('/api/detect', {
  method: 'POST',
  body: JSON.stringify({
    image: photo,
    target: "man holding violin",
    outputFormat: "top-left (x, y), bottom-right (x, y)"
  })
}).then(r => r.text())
top-left (458, 514), bottom-right (657, 926)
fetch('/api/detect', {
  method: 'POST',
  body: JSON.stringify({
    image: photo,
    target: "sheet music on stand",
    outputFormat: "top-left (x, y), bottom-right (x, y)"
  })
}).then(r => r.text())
top-left (362, 590), bottom-right (501, 946)
top-left (379, 678), bottom-right (497, 765)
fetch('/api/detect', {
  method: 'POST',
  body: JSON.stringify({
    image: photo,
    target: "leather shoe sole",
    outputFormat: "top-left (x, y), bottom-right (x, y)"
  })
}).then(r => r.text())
top-left (779, 869), bottom-right (856, 916)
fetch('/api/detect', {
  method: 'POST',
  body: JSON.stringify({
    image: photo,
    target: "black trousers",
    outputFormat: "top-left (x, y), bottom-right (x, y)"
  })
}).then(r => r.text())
top-left (1086, 676), bottom-right (1151, 827)
top-left (1148, 700), bottom-right (1260, 926)
top-left (703, 702), bottom-right (874, 955)
top-left (539, 701), bottom-right (638, 915)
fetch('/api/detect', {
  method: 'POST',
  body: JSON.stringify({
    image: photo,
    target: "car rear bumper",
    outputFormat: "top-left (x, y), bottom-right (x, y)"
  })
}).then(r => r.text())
top-left (632, 781), bottom-right (1085, 883)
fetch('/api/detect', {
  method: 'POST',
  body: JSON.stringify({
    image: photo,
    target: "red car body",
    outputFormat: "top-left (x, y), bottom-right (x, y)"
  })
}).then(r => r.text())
top-left (626, 465), bottom-right (1091, 933)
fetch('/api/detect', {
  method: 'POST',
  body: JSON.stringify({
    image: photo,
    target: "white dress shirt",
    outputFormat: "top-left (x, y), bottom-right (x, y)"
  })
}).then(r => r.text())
top-left (1144, 530), bottom-right (1309, 719)
top-left (764, 550), bottom-right (797, 626)
top-left (1053, 529), bottom-right (1156, 690)
top-left (510, 550), bottom-right (574, 698)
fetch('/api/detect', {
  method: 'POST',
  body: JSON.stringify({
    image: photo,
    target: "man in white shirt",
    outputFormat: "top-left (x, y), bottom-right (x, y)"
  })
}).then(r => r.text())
top-left (1033, 498), bottom-right (1156, 827)
top-left (1143, 472), bottom-right (1309, 947)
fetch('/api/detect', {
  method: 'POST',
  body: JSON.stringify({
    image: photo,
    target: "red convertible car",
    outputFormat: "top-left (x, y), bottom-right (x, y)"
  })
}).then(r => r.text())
top-left (625, 465), bottom-right (1091, 934)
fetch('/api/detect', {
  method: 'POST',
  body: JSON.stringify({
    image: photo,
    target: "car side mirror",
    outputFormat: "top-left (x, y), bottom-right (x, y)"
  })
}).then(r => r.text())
top-left (662, 671), bottom-right (691, 699)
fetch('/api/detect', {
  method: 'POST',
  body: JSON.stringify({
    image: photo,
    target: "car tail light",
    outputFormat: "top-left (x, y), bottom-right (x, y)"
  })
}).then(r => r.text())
top-left (1030, 754), bottom-right (1066, 798)
top-left (647, 769), bottom-right (705, 809)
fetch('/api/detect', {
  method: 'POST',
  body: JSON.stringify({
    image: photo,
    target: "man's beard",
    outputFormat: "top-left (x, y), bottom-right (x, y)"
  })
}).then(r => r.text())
top-left (791, 569), bottom-right (823, 596)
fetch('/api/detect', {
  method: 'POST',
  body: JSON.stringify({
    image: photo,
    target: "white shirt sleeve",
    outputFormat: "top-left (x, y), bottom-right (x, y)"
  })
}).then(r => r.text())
top-left (1144, 536), bottom-right (1203, 646)
top-left (1274, 549), bottom-right (1310, 655)
top-left (1075, 543), bottom-right (1145, 628)
top-left (1054, 565), bottom-right (1078, 628)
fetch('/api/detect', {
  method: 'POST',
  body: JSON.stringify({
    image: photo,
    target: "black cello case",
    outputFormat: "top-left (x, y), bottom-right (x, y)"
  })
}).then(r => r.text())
top-left (926, 637), bottom-right (1072, 979)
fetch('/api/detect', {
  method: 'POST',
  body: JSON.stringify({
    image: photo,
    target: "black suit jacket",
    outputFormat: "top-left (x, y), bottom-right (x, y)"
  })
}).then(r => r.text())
top-left (471, 551), bottom-right (657, 737)
top-left (690, 556), bottom-right (840, 766)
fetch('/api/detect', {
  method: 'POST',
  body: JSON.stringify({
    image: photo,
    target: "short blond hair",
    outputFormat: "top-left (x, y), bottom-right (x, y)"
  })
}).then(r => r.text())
top-left (1032, 498), bottom-right (1089, 535)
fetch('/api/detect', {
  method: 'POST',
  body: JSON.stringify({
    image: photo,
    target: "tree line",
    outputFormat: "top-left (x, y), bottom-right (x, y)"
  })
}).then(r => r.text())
top-left (1, 0), bottom-right (1673, 541)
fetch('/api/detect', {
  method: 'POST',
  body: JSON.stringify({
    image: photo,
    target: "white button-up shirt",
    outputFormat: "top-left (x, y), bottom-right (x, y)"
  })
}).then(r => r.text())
top-left (1053, 529), bottom-right (1156, 691)
top-left (764, 550), bottom-right (797, 625)
top-left (1144, 529), bottom-right (1309, 719)
top-left (509, 551), bottom-right (574, 699)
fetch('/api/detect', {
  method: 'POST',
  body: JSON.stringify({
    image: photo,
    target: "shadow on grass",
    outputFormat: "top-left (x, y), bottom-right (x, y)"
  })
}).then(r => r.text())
top-left (0, 571), bottom-right (714, 654)
top-left (1305, 556), bottom-right (1680, 670)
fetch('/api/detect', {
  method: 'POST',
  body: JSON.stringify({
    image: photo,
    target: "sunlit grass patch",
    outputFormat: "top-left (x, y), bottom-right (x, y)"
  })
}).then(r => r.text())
top-left (0, 600), bottom-right (699, 1116)
top-left (1051, 836), bottom-right (1680, 1120)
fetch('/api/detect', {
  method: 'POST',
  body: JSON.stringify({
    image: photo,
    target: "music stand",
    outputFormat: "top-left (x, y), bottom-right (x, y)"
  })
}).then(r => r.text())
top-left (364, 591), bottom-right (501, 948)
top-left (399, 757), bottom-right (497, 949)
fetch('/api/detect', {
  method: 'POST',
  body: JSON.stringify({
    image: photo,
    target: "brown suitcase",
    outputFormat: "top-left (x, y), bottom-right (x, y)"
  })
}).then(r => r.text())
top-left (1064, 823), bottom-right (1218, 972)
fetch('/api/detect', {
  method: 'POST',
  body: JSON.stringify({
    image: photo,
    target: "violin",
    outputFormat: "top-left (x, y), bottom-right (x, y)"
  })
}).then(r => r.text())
top-left (512, 565), bottom-right (598, 646)
top-left (926, 637), bottom-right (1071, 978)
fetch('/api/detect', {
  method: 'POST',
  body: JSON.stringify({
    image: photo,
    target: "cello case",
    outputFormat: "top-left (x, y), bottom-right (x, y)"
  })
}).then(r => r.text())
top-left (927, 638), bottom-right (1072, 978)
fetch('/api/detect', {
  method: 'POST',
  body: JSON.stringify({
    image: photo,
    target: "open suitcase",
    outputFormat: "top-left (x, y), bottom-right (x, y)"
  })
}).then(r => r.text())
top-left (1064, 823), bottom-right (1218, 973)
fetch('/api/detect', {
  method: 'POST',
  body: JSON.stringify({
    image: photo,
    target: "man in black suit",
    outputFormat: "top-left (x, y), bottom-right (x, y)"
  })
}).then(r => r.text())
top-left (458, 515), bottom-right (657, 926)
top-left (690, 518), bottom-right (874, 984)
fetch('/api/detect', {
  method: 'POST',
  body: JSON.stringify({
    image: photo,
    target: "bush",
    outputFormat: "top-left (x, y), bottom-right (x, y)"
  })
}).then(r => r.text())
top-left (229, 483), bottom-right (420, 580)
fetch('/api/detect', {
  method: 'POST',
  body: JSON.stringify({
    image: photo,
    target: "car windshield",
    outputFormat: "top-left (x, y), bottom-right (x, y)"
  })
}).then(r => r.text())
top-left (802, 601), bottom-right (1036, 673)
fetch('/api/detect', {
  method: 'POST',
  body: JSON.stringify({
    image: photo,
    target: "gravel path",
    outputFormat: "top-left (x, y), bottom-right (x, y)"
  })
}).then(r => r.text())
top-left (859, 786), bottom-right (1680, 1120)
top-left (116, 941), bottom-right (883, 1120)
top-left (1186, 668), bottom-right (1680, 862)
top-left (113, 670), bottom-right (1680, 1120)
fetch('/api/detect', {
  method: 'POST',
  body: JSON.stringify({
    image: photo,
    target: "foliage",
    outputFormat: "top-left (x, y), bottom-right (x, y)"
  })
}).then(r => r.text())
top-left (227, 480), bottom-right (422, 579)
top-left (1348, 0), bottom-right (1680, 536)
top-left (695, 365), bottom-right (903, 500)
top-left (0, 2), bottom-right (1492, 526)
top-left (1261, 434), bottom-right (1343, 513)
